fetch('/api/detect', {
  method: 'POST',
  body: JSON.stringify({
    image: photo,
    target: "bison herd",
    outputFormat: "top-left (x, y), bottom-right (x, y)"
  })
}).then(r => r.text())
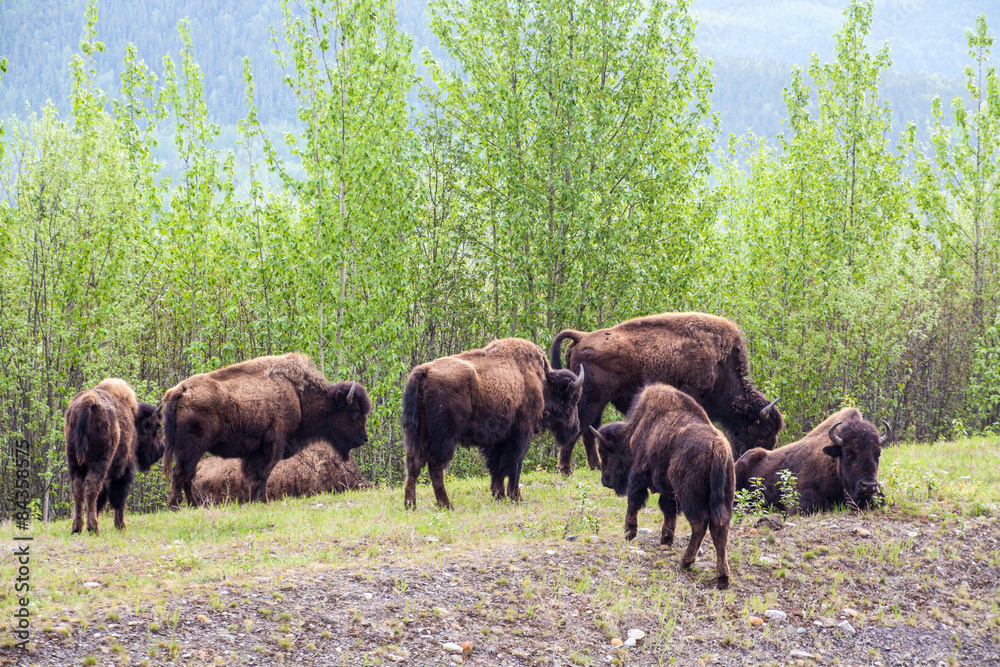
top-left (65, 311), bottom-right (892, 589)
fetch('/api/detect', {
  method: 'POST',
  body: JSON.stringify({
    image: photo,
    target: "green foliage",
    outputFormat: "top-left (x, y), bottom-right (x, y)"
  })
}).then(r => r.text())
top-left (734, 477), bottom-right (767, 523)
top-left (776, 469), bottom-right (800, 516)
top-left (1, 1), bottom-right (999, 520)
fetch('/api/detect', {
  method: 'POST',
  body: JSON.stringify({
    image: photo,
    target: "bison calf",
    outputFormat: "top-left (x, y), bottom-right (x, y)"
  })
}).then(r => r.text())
top-left (64, 378), bottom-right (164, 534)
top-left (592, 383), bottom-right (735, 589)
top-left (192, 440), bottom-right (370, 505)
top-left (403, 338), bottom-right (584, 509)
top-left (735, 407), bottom-right (891, 513)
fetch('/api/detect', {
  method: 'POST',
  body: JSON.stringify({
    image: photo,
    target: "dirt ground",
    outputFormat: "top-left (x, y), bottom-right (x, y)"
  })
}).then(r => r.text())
top-left (12, 506), bottom-right (1000, 667)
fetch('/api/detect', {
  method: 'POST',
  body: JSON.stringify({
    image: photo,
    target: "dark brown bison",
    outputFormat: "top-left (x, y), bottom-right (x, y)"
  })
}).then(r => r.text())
top-left (64, 378), bottom-right (164, 534)
top-left (591, 383), bottom-right (736, 589)
top-left (734, 407), bottom-right (891, 513)
top-left (162, 353), bottom-right (371, 508)
top-left (402, 337), bottom-right (584, 509)
top-left (192, 440), bottom-right (370, 505)
top-left (550, 312), bottom-right (782, 474)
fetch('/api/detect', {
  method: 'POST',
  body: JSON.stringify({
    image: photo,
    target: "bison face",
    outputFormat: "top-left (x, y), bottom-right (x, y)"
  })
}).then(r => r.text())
top-left (542, 367), bottom-right (585, 446)
top-left (326, 381), bottom-right (372, 458)
top-left (730, 396), bottom-right (784, 456)
top-left (823, 420), bottom-right (889, 509)
top-left (135, 402), bottom-right (165, 472)
top-left (592, 423), bottom-right (631, 496)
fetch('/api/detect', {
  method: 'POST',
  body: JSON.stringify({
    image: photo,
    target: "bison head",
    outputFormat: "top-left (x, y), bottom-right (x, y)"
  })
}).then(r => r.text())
top-left (135, 402), bottom-right (165, 472)
top-left (823, 419), bottom-right (890, 509)
top-left (729, 395), bottom-right (784, 457)
top-left (325, 381), bottom-right (372, 459)
top-left (591, 422), bottom-right (632, 496)
top-left (542, 365), bottom-right (585, 446)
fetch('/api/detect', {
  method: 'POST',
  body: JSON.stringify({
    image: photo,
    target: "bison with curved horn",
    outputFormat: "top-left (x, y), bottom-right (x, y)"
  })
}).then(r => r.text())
top-left (735, 407), bottom-right (891, 513)
top-left (402, 338), bottom-right (584, 509)
top-left (162, 353), bottom-right (371, 508)
top-left (550, 312), bottom-right (783, 474)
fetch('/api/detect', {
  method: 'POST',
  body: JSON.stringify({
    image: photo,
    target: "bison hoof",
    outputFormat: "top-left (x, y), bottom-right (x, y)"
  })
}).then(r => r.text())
top-left (680, 558), bottom-right (695, 570)
top-left (716, 575), bottom-right (730, 590)
top-left (404, 501), bottom-right (416, 511)
top-left (660, 536), bottom-right (674, 547)
top-left (624, 529), bottom-right (637, 541)
top-left (557, 466), bottom-right (573, 477)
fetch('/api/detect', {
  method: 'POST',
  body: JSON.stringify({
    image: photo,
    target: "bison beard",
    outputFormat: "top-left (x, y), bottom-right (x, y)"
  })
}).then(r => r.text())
top-left (402, 338), bottom-right (584, 510)
top-left (593, 383), bottom-right (736, 589)
top-left (734, 407), bottom-right (891, 513)
top-left (191, 441), bottom-right (370, 505)
top-left (64, 379), bottom-right (164, 535)
top-left (161, 353), bottom-right (371, 508)
top-left (550, 311), bottom-right (783, 474)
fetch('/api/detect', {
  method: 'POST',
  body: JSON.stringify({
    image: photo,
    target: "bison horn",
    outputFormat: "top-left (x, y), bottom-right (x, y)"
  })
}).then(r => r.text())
top-left (346, 381), bottom-right (356, 405)
top-left (828, 421), bottom-right (844, 446)
top-left (878, 420), bottom-right (892, 446)
top-left (759, 397), bottom-right (779, 420)
top-left (588, 425), bottom-right (602, 441)
top-left (572, 364), bottom-right (585, 390)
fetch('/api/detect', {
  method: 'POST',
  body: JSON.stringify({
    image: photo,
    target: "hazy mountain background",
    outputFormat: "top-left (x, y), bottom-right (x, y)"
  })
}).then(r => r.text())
top-left (0, 0), bottom-right (986, 148)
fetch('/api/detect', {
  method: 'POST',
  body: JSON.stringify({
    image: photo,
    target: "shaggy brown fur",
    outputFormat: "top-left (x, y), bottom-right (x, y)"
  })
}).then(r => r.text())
top-left (162, 353), bottom-right (371, 508)
top-left (191, 441), bottom-right (370, 505)
top-left (550, 312), bottom-right (783, 473)
top-left (64, 379), bottom-right (164, 534)
top-left (593, 383), bottom-right (736, 589)
top-left (735, 407), bottom-right (890, 513)
top-left (402, 338), bottom-right (584, 509)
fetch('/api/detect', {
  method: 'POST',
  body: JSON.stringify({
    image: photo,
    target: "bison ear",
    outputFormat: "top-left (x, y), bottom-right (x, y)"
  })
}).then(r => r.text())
top-left (822, 444), bottom-right (843, 459)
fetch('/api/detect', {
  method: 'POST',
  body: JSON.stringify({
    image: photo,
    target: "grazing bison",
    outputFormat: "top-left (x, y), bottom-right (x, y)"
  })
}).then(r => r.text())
top-left (64, 378), bottom-right (164, 534)
top-left (192, 440), bottom-right (370, 505)
top-left (550, 312), bottom-right (782, 474)
top-left (734, 407), bottom-right (891, 513)
top-left (162, 353), bottom-right (371, 508)
top-left (592, 383), bottom-right (735, 589)
top-left (402, 338), bottom-right (584, 509)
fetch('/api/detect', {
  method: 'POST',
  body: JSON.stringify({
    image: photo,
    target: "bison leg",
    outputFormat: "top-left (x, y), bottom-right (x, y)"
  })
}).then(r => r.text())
top-left (83, 464), bottom-right (109, 535)
top-left (70, 471), bottom-right (86, 534)
top-left (658, 492), bottom-right (678, 546)
top-left (427, 460), bottom-right (453, 510)
top-left (709, 520), bottom-right (731, 589)
top-left (506, 459), bottom-right (525, 502)
top-left (558, 399), bottom-right (605, 475)
top-left (106, 468), bottom-right (134, 531)
top-left (680, 518), bottom-right (709, 571)
top-left (624, 472), bottom-right (650, 541)
top-left (168, 455), bottom-right (199, 510)
top-left (404, 450), bottom-right (425, 510)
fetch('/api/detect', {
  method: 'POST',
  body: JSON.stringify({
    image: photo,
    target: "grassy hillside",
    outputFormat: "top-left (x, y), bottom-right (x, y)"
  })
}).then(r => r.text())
top-left (3, 437), bottom-right (998, 665)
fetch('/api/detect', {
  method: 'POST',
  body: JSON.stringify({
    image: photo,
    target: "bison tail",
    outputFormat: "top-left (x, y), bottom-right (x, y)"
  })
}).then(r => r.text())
top-left (549, 330), bottom-right (584, 370)
top-left (73, 403), bottom-right (93, 467)
top-left (402, 367), bottom-right (426, 441)
top-left (162, 390), bottom-right (181, 480)
top-left (710, 441), bottom-right (736, 526)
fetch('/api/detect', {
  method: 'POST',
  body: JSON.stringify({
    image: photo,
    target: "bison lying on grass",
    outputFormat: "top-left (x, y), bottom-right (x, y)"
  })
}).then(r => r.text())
top-left (550, 312), bottom-right (782, 474)
top-left (162, 353), bottom-right (370, 508)
top-left (592, 383), bottom-right (735, 589)
top-left (403, 337), bottom-right (584, 509)
top-left (64, 378), bottom-right (164, 534)
top-left (192, 440), bottom-right (370, 505)
top-left (735, 407), bottom-right (891, 513)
